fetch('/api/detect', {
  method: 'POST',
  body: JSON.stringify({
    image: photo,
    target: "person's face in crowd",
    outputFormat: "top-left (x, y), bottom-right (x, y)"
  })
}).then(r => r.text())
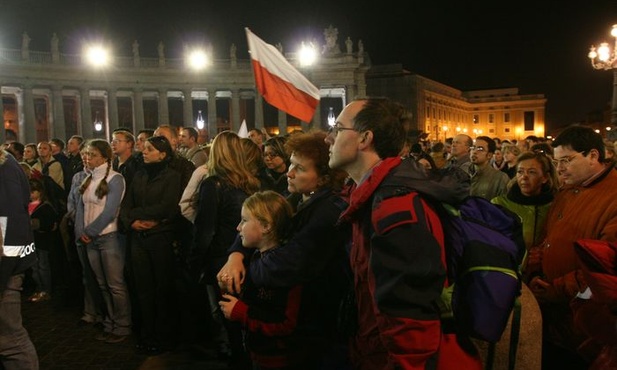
top-left (248, 130), bottom-right (263, 147)
top-left (67, 138), bottom-right (81, 155)
top-left (37, 142), bottom-right (52, 160)
top-left (263, 145), bottom-right (286, 173)
top-left (493, 149), bottom-right (503, 163)
top-left (516, 158), bottom-right (548, 196)
top-left (237, 206), bottom-right (267, 249)
top-left (136, 133), bottom-right (149, 152)
top-left (80, 148), bottom-right (88, 167)
top-left (111, 133), bottom-right (132, 156)
top-left (142, 141), bottom-right (167, 164)
top-left (451, 135), bottom-right (471, 159)
top-left (325, 101), bottom-right (364, 172)
top-left (30, 188), bottom-right (41, 202)
top-left (552, 145), bottom-right (596, 186)
top-left (178, 129), bottom-right (192, 148)
top-left (504, 150), bottom-right (517, 164)
top-left (24, 146), bottom-right (36, 161)
top-left (470, 139), bottom-right (491, 166)
top-left (154, 127), bottom-right (177, 150)
top-left (85, 146), bottom-right (106, 170)
top-left (49, 141), bottom-right (62, 155)
top-left (287, 153), bottom-right (321, 196)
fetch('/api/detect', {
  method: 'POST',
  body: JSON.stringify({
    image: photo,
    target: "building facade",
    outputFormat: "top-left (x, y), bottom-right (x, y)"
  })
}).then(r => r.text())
top-left (1, 26), bottom-right (545, 145)
top-left (365, 64), bottom-right (547, 142)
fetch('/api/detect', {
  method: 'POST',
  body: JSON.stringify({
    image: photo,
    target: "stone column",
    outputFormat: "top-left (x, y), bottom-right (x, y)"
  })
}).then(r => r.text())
top-left (278, 110), bottom-right (286, 135)
top-left (207, 90), bottom-right (217, 140)
top-left (231, 89), bottom-right (240, 132)
top-left (80, 87), bottom-right (93, 139)
top-left (23, 86), bottom-right (37, 143)
top-left (305, 100), bottom-right (319, 132)
top-left (52, 86), bottom-right (66, 140)
top-left (108, 88), bottom-right (119, 132)
top-left (254, 93), bottom-right (264, 130)
top-left (158, 88), bottom-right (168, 125)
top-left (183, 89), bottom-right (193, 126)
top-left (133, 89), bottom-right (144, 133)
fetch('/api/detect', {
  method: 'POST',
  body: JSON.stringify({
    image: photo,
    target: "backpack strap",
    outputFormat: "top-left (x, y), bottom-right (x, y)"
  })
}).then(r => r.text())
top-left (485, 296), bottom-right (522, 370)
top-left (508, 297), bottom-right (522, 370)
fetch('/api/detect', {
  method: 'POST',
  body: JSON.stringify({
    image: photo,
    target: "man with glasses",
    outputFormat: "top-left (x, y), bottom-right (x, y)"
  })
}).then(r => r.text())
top-left (528, 125), bottom-right (617, 369)
top-left (469, 136), bottom-right (509, 200)
top-left (326, 97), bottom-right (481, 370)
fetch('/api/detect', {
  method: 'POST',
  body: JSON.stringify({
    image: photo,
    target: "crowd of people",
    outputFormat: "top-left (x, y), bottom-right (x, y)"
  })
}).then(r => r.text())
top-left (1, 97), bottom-right (617, 370)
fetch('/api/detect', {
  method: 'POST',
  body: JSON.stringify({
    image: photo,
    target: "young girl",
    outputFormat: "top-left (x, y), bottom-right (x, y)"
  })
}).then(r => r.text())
top-left (76, 139), bottom-right (130, 343)
top-left (220, 190), bottom-right (322, 370)
top-left (28, 178), bottom-right (59, 302)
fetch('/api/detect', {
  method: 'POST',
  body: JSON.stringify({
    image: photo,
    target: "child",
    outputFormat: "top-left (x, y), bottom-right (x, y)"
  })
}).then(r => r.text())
top-left (219, 190), bottom-right (321, 370)
top-left (28, 178), bottom-right (59, 302)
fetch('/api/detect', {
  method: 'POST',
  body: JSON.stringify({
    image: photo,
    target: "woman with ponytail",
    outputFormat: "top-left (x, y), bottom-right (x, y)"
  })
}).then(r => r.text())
top-left (75, 139), bottom-right (131, 344)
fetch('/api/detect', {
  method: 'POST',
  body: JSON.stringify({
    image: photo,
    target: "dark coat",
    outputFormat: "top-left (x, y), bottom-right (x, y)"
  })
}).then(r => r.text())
top-left (120, 162), bottom-right (182, 237)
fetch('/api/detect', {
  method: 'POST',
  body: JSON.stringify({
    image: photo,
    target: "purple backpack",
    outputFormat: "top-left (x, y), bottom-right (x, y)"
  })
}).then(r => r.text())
top-left (437, 196), bottom-right (525, 343)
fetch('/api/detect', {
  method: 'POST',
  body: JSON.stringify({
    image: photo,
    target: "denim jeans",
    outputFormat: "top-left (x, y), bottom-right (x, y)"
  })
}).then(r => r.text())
top-left (86, 232), bottom-right (131, 336)
top-left (0, 274), bottom-right (39, 370)
top-left (31, 248), bottom-right (51, 293)
top-left (76, 240), bottom-right (105, 323)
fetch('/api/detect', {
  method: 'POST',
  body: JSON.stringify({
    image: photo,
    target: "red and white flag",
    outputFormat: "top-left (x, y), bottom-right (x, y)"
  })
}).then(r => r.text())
top-left (246, 28), bottom-right (320, 123)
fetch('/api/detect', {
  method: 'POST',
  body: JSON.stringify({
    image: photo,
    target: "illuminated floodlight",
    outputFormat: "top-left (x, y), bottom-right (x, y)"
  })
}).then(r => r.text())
top-left (298, 42), bottom-right (317, 67)
top-left (187, 49), bottom-right (208, 70)
top-left (85, 45), bottom-right (110, 67)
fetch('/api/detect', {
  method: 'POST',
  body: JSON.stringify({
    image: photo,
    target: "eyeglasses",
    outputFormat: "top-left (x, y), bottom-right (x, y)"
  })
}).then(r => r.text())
top-left (470, 146), bottom-right (487, 152)
top-left (263, 152), bottom-right (280, 159)
top-left (327, 124), bottom-right (357, 136)
top-left (551, 152), bottom-right (585, 168)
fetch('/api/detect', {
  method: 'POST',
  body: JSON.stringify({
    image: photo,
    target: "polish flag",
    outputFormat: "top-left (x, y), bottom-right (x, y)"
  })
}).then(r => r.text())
top-left (246, 28), bottom-right (320, 123)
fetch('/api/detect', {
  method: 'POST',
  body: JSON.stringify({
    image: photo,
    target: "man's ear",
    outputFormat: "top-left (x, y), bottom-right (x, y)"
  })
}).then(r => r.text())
top-left (359, 130), bottom-right (373, 149)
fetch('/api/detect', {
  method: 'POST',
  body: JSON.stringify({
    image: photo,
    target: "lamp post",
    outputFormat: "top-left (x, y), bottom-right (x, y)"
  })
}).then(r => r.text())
top-left (588, 24), bottom-right (617, 132)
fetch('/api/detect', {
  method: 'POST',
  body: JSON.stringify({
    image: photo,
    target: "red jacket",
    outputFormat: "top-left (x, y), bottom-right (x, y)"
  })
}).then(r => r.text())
top-left (339, 157), bottom-right (481, 370)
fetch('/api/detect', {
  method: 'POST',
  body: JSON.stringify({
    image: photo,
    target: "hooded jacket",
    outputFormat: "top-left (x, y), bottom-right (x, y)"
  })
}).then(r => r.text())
top-left (338, 157), bottom-right (479, 370)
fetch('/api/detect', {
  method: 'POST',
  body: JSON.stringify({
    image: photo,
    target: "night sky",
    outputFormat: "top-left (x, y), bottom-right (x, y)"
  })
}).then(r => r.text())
top-left (2, 0), bottom-right (617, 133)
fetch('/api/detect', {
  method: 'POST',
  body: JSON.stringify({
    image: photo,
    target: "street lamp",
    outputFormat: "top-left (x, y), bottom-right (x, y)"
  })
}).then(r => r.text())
top-left (588, 24), bottom-right (617, 129)
top-left (94, 111), bottom-right (103, 132)
top-left (196, 110), bottom-right (205, 130)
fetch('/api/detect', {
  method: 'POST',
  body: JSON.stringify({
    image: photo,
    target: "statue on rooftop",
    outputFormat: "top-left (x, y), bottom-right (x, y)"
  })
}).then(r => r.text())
top-left (51, 33), bottom-right (59, 53)
top-left (22, 32), bottom-right (31, 51)
top-left (322, 25), bottom-right (340, 55)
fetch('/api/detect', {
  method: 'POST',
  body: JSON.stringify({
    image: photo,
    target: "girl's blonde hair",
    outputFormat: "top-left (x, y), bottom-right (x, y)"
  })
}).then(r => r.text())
top-left (207, 131), bottom-right (260, 194)
top-left (243, 190), bottom-right (293, 244)
top-left (79, 139), bottom-right (112, 199)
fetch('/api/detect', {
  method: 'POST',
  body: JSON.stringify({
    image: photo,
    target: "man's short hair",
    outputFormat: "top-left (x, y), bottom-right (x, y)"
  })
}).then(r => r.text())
top-left (69, 135), bottom-right (84, 145)
top-left (50, 138), bottom-right (65, 150)
top-left (8, 141), bottom-right (24, 157)
top-left (552, 125), bottom-right (605, 162)
top-left (182, 127), bottom-right (199, 141)
top-left (113, 130), bottom-right (135, 145)
top-left (138, 129), bottom-right (155, 138)
top-left (475, 136), bottom-right (496, 153)
top-left (353, 97), bottom-right (409, 159)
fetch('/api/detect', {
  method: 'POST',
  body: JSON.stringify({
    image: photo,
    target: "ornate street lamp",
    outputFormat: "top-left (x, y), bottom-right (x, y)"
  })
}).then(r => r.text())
top-left (588, 24), bottom-right (617, 131)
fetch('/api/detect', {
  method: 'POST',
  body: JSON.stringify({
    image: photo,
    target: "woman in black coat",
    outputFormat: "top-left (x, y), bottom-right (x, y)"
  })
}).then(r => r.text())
top-left (120, 136), bottom-right (182, 355)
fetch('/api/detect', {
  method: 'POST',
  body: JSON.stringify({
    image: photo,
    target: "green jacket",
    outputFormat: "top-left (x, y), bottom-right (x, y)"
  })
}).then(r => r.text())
top-left (491, 184), bottom-right (553, 251)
